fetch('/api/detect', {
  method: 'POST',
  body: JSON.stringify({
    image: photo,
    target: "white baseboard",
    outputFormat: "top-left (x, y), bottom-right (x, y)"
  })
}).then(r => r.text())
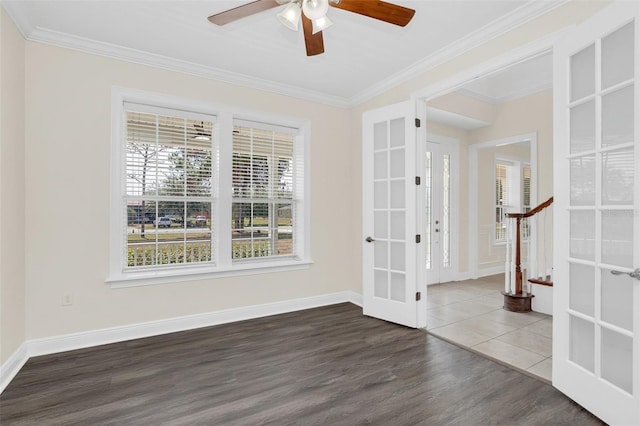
top-left (1, 290), bottom-right (362, 394)
top-left (475, 266), bottom-right (505, 278)
top-left (0, 342), bottom-right (28, 394)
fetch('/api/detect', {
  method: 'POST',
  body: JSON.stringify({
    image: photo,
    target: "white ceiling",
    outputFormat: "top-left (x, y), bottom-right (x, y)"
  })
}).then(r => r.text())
top-left (2, 0), bottom-right (564, 107)
top-left (457, 52), bottom-right (553, 104)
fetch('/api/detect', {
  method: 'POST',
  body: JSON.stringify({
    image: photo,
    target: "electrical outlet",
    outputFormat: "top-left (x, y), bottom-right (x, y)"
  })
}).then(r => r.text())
top-left (62, 293), bottom-right (74, 306)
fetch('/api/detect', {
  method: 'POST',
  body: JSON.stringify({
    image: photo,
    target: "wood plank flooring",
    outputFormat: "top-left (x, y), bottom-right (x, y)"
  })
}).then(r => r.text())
top-left (0, 303), bottom-right (604, 425)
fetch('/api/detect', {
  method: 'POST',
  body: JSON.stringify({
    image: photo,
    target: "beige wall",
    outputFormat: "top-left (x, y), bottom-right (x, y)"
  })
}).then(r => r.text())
top-left (471, 90), bottom-right (553, 272)
top-left (0, 8), bottom-right (27, 365)
top-left (24, 43), bottom-right (357, 339)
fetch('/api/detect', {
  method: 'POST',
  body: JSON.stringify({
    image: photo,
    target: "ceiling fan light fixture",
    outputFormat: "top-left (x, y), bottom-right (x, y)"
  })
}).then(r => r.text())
top-left (311, 15), bottom-right (333, 34)
top-left (277, 1), bottom-right (301, 31)
top-left (302, 0), bottom-right (329, 21)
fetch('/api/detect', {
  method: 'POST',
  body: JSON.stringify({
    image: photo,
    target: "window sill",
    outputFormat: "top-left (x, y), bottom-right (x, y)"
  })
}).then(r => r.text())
top-left (106, 259), bottom-right (314, 288)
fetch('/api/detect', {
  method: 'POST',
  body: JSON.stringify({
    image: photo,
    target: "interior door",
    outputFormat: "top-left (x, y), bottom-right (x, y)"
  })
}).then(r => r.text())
top-left (363, 101), bottom-right (418, 328)
top-left (425, 140), bottom-right (454, 284)
top-left (553, 2), bottom-right (640, 424)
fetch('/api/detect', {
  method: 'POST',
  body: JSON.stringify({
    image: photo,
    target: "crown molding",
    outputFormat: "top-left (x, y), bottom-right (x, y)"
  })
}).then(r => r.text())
top-left (4, 0), bottom-right (566, 109)
top-left (458, 80), bottom-right (552, 105)
top-left (348, 0), bottom-right (568, 106)
top-left (23, 27), bottom-right (351, 109)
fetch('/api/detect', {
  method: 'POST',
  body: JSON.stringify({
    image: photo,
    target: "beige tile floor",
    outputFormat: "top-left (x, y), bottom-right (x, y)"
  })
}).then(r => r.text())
top-left (426, 274), bottom-right (553, 382)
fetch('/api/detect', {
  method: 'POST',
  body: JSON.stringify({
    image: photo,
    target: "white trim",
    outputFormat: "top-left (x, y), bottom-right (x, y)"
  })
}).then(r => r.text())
top-left (412, 28), bottom-right (570, 103)
top-left (355, 1), bottom-right (568, 106)
top-left (2, 1), bottom-right (566, 108)
top-left (25, 28), bottom-right (351, 109)
top-left (107, 260), bottom-right (314, 288)
top-left (475, 265), bottom-right (506, 278)
top-left (0, 343), bottom-right (29, 394)
top-left (0, 291), bottom-right (362, 393)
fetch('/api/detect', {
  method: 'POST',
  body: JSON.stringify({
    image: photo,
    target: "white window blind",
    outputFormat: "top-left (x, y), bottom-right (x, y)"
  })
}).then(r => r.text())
top-left (495, 162), bottom-right (510, 241)
top-left (231, 122), bottom-right (296, 260)
top-left (124, 105), bottom-right (215, 269)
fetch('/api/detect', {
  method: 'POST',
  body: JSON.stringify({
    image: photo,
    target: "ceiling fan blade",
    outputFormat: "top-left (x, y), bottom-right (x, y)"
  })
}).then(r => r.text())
top-left (301, 14), bottom-right (325, 56)
top-left (208, 0), bottom-right (281, 25)
top-left (331, 0), bottom-right (415, 27)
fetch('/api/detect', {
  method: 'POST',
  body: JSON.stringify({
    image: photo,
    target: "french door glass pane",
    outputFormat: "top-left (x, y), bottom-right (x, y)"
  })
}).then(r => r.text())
top-left (390, 149), bottom-right (404, 178)
top-left (569, 263), bottom-right (595, 316)
top-left (374, 182), bottom-right (388, 209)
top-left (602, 85), bottom-right (635, 148)
top-left (390, 118), bottom-right (404, 147)
top-left (570, 315), bottom-right (595, 372)
top-left (601, 147), bottom-right (634, 205)
top-left (390, 180), bottom-right (405, 208)
top-left (570, 44), bottom-right (595, 101)
top-left (375, 241), bottom-right (388, 269)
top-left (570, 155), bottom-right (596, 205)
top-left (374, 122), bottom-right (387, 150)
top-left (375, 211), bottom-right (388, 238)
top-left (374, 270), bottom-right (388, 298)
top-left (374, 152), bottom-right (387, 179)
top-left (390, 272), bottom-right (406, 302)
top-left (601, 210), bottom-right (634, 268)
top-left (570, 210), bottom-right (595, 260)
top-left (601, 329), bottom-right (633, 394)
top-left (601, 22), bottom-right (635, 89)
top-left (390, 211), bottom-right (404, 240)
top-left (570, 100), bottom-right (595, 153)
top-left (390, 242), bottom-right (405, 271)
top-left (601, 269), bottom-right (634, 331)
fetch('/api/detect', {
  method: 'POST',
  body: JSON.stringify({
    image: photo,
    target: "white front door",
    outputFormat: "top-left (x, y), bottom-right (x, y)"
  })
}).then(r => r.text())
top-left (553, 2), bottom-right (640, 424)
top-left (363, 101), bottom-right (419, 328)
top-left (425, 139), bottom-right (455, 284)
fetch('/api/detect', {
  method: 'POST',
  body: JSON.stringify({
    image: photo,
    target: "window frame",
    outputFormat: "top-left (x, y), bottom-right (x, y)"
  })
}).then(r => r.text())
top-left (108, 88), bottom-right (311, 287)
top-left (494, 156), bottom-right (531, 244)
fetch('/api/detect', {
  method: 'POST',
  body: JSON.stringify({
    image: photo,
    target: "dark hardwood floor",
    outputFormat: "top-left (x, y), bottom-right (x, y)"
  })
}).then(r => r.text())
top-left (0, 303), bottom-right (603, 425)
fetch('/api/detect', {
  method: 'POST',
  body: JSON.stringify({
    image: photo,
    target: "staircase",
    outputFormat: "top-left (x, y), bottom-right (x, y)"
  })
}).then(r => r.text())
top-left (502, 196), bottom-right (553, 313)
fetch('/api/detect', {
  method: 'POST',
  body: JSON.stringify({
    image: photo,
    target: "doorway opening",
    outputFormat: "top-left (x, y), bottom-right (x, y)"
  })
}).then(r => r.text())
top-left (418, 51), bottom-right (553, 381)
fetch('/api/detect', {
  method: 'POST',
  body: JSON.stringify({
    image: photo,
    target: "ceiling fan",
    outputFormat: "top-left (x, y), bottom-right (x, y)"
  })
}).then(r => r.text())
top-left (208, 0), bottom-right (415, 56)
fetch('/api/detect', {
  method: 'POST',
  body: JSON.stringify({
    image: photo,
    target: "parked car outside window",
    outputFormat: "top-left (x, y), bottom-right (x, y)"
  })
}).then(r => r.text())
top-left (154, 217), bottom-right (172, 228)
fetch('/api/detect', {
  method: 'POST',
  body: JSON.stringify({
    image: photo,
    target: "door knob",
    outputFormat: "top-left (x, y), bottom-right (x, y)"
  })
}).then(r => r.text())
top-left (611, 268), bottom-right (640, 280)
top-left (366, 236), bottom-right (375, 243)
top-left (435, 229), bottom-right (440, 233)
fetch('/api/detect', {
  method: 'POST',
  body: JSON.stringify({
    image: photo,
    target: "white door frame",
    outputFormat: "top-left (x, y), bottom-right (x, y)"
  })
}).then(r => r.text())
top-left (424, 133), bottom-right (460, 284)
top-left (468, 133), bottom-right (538, 278)
top-left (412, 32), bottom-right (565, 281)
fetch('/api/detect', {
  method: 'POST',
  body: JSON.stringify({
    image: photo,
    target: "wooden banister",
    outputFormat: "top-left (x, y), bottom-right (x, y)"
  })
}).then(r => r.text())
top-left (506, 196), bottom-right (554, 219)
top-left (506, 196), bottom-right (554, 295)
top-left (502, 196), bottom-right (554, 312)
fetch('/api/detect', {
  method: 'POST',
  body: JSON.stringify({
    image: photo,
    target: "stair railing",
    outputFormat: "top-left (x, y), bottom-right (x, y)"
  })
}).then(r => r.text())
top-left (503, 197), bottom-right (554, 306)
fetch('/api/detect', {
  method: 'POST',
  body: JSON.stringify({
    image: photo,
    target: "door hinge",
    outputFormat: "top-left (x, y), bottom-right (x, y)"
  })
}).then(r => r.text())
top-left (416, 292), bottom-right (421, 301)
top-left (415, 176), bottom-right (421, 185)
top-left (415, 234), bottom-right (421, 243)
top-left (415, 118), bottom-right (421, 128)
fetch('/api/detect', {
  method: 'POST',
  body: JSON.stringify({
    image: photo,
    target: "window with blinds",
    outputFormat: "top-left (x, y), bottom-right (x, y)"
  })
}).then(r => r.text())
top-left (232, 122), bottom-right (296, 260)
top-left (495, 162), bottom-right (510, 241)
top-left (125, 106), bottom-right (215, 269)
top-left (110, 89), bottom-right (309, 285)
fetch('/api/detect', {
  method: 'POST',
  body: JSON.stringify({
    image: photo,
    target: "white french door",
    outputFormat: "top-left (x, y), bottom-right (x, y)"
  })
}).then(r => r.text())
top-left (425, 139), bottom-right (455, 284)
top-left (553, 2), bottom-right (640, 424)
top-left (362, 101), bottom-right (419, 328)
